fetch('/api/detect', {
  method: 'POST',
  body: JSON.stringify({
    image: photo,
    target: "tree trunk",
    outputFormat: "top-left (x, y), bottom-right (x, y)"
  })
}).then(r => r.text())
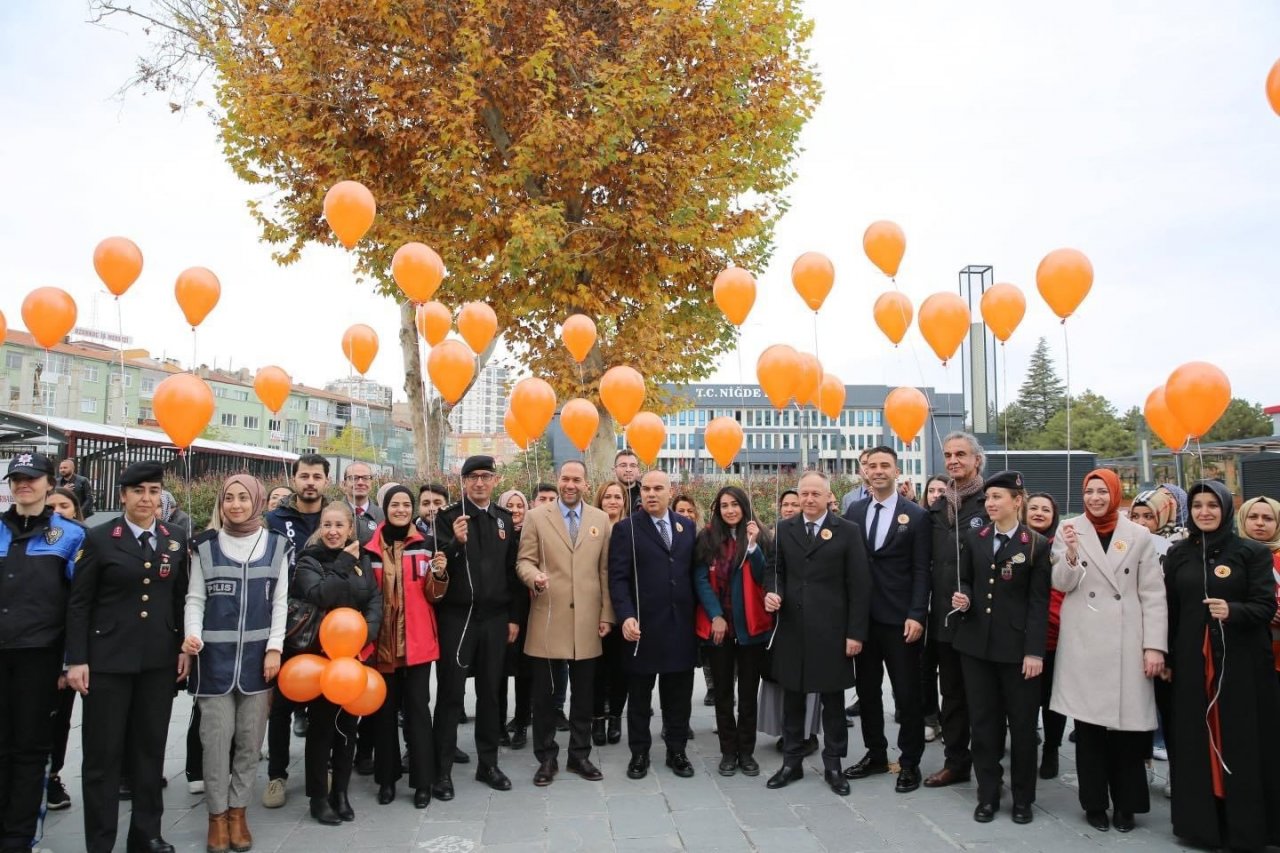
top-left (398, 300), bottom-right (431, 480)
top-left (587, 410), bottom-right (618, 483)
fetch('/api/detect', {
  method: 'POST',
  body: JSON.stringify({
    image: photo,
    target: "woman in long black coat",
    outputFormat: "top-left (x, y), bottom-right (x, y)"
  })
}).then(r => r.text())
top-left (1164, 479), bottom-right (1280, 851)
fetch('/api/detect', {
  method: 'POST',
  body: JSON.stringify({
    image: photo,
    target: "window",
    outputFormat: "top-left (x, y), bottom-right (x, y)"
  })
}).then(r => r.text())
top-left (140, 377), bottom-right (156, 395)
top-left (244, 416), bottom-right (260, 430)
top-left (305, 423), bottom-right (319, 437)
top-left (220, 413), bottom-right (238, 427)
top-left (111, 373), bottom-right (133, 388)
top-left (268, 419), bottom-right (282, 432)
top-left (81, 399), bottom-right (98, 414)
top-left (83, 365), bottom-right (100, 382)
top-left (4, 352), bottom-right (20, 370)
top-left (139, 406), bottom-right (152, 421)
top-left (8, 389), bottom-right (19, 405)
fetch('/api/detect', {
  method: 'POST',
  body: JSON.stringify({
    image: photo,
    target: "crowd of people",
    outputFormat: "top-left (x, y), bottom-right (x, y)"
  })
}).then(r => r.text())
top-left (1, 435), bottom-right (1279, 851)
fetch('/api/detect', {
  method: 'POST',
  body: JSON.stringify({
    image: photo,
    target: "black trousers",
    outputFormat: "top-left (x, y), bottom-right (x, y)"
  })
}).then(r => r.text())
top-left (374, 664), bottom-right (435, 789)
top-left (0, 648), bottom-right (61, 848)
top-left (435, 610), bottom-right (507, 776)
top-left (266, 680), bottom-right (301, 781)
top-left (531, 657), bottom-right (595, 763)
top-left (1040, 650), bottom-right (1067, 751)
top-left (499, 674), bottom-right (532, 727)
top-left (1074, 722), bottom-right (1151, 814)
top-left (960, 654), bottom-right (1039, 806)
top-left (626, 670), bottom-right (694, 755)
top-left (48, 683), bottom-right (76, 776)
top-left (856, 622), bottom-right (925, 768)
top-left (1152, 676), bottom-right (1174, 764)
top-left (936, 639), bottom-right (972, 773)
top-left (592, 631), bottom-right (628, 718)
top-left (707, 641), bottom-right (766, 758)
top-left (81, 667), bottom-right (175, 853)
top-left (784, 689), bottom-right (848, 770)
top-left (920, 633), bottom-right (941, 721)
top-left (355, 713), bottom-right (376, 760)
top-left (304, 697), bottom-right (357, 798)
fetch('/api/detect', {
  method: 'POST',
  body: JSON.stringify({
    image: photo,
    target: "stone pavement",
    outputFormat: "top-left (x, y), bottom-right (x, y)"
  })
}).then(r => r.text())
top-left (42, 677), bottom-right (1189, 852)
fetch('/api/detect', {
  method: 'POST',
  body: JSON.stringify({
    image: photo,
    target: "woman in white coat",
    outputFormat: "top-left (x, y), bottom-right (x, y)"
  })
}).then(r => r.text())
top-left (1051, 469), bottom-right (1167, 834)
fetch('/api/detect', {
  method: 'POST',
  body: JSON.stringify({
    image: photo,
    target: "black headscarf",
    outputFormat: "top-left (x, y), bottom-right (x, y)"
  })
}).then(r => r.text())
top-left (1185, 480), bottom-right (1236, 552)
top-left (380, 484), bottom-right (415, 543)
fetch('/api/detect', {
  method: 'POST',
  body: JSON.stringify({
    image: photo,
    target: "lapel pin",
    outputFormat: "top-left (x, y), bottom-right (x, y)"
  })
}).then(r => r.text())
top-left (589, 526), bottom-right (599, 537)
top-left (1001, 565), bottom-right (1013, 580)
top-left (676, 523), bottom-right (684, 534)
top-left (1114, 540), bottom-right (1128, 553)
top-left (897, 513), bottom-right (910, 525)
top-left (168, 540), bottom-right (181, 552)
top-left (1214, 565), bottom-right (1231, 578)
top-left (820, 528), bottom-right (832, 540)
top-left (1012, 553), bottom-right (1026, 564)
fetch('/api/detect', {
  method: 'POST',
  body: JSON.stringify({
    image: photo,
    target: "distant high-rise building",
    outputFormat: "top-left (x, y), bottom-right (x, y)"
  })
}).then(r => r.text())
top-left (325, 377), bottom-right (394, 408)
top-left (448, 362), bottom-right (508, 434)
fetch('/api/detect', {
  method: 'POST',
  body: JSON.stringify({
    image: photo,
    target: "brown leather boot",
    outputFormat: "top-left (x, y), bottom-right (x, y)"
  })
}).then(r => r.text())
top-left (206, 811), bottom-right (230, 853)
top-left (227, 806), bottom-right (253, 851)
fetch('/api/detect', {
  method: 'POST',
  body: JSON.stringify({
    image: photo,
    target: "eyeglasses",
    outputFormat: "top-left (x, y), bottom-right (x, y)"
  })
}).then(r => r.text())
top-left (345, 475), bottom-right (373, 482)
top-left (464, 473), bottom-right (496, 482)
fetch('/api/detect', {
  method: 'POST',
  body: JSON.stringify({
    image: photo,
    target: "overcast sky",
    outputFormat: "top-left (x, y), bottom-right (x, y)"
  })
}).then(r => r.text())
top-left (2, 1), bottom-right (1277, 414)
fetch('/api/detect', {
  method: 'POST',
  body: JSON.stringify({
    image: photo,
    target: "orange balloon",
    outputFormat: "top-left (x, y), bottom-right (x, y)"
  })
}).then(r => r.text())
top-left (504, 408), bottom-right (531, 451)
top-left (277, 653), bottom-right (328, 702)
top-left (560, 398), bottom-right (600, 452)
top-left (342, 667), bottom-right (388, 717)
top-left (21, 287), bottom-right (77, 349)
top-left (1165, 362), bottom-right (1231, 439)
top-left (321, 657), bottom-right (368, 705)
top-left (153, 373), bottom-right (214, 448)
top-left (873, 292), bottom-right (913, 346)
top-left (392, 242), bottom-right (445, 303)
top-left (599, 366), bottom-right (645, 426)
top-left (93, 237), bottom-right (143, 296)
top-left (791, 252), bottom-right (835, 311)
top-left (918, 293), bottom-right (971, 364)
top-left (713, 266), bottom-right (756, 326)
top-left (457, 301), bottom-right (498, 354)
top-left (705, 417), bottom-right (744, 469)
top-left (625, 412), bottom-right (665, 466)
top-left (1036, 248), bottom-right (1093, 320)
top-left (342, 324), bottom-right (379, 375)
top-left (980, 283), bottom-right (1026, 343)
top-left (427, 340), bottom-right (475, 405)
top-left (817, 373), bottom-right (846, 420)
top-left (1144, 386), bottom-right (1190, 450)
top-left (324, 180), bottom-right (376, 249)
top-left (510, 378), bottom-right (557, 440)
top-left (0, 311), bottom-right (6, 343)
top-left (793, 353), bottom-right (822, 407)
top-left (254, 366), bottom-right (292, 414)
top-left (884, 386), bottom-right (929, 445)
top-left (174, 267), bottom-right (221, 328)
top-left (416, 301), bottom-right (452, 346)
top-left (863, 220), bottom-right (906, 278)
top-left (756, 344), bottom-right (800, 410)
top-left (1268, 58), bottom-right (1280, 117)
top-left (320, 607), bottom-right (368, 658)
top-left (561, 314), bottom-right (597, 363)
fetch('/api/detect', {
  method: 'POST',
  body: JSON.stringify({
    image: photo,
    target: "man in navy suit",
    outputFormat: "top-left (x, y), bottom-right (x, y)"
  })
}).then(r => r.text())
top-left (607, 470), bottom-right (698, 781)
top-left (843, 446), bottom-right (932, 792)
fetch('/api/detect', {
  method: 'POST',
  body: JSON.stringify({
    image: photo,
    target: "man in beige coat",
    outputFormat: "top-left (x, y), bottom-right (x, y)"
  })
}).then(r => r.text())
top-left (517, 460), bottom-right (615, 786)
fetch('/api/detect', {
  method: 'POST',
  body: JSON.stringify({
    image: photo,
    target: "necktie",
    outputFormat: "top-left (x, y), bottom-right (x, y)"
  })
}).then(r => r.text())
top-left (867, 503), bottom-right (884, 550)
top-left (139, 530), bottom-right (155, 561)
top-left (657, 518), bottom-right (671, 549)
top-left (806, 521), bottom-right (817, 543)
top-left (567, 509), bottom-right (579, 544)
top-left (995, 532), bottom-right (1008, 558)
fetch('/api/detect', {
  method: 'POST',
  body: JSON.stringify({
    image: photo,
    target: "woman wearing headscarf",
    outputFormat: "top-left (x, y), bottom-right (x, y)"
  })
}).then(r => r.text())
top-left (159, 489), bottom-right (194, 536)
top-left (496, 488), bottom-right (533, 749)
top-left (1237, 496), bottom-right (1280, 680)
top-left (1053, 469), bottom-right (1166, 833)
top-left (1164, 481), bottom-right (1280, 851)
top-left (182, 475), bottom-right (291, 853)
top-left (1024, 492), bottom-right (1065, 779)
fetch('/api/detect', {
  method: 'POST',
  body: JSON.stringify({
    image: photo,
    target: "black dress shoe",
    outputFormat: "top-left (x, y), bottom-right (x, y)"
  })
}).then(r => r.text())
top-left (567, 757), bottom-right (603, 781)
top-left (718, 755), bottom-right (738, 776)
top-left (329, 791), bottom-right (354, 821)
top-left (476, 764), bottom-right (512, 791)
top-left (309, 796), bottom-right (342, 826)
top-left (453, 746), bottom-right (471, 764)
top-left (843, 753), bottom-right (890, 779)
top-left (510, 726), bottom-right (528, 750)
top-left (128, 839), bottom-right (175, 853)
top-left (738, 754), bottom-right (760, 776)
top-left (923, 767), bottom-right (970, 788)
top-left (499, 729), bottom-right (512, 747)
top-left (554, 710), bottom-right (571, 732)
top-left (973, 802), bottom-right (997, 823)
top-left (533, 759), bottom-right (558, 787)
top-left (1085, 810), bottom-right (1110, 831)
top-left (355, 753), bottom-right (375, 776)
top-left (413, 788), bottom-right (431, 809)
top-left (377, 784), bottom-right (395, 805)
top-left (666, 752), bottom-right (694, 778)
top-left (606, 716), bottom-right (622, 744)
top-left (591, 717), bottom-right (607, 746)
top-left (431, 776), bottom-right (454, 801)
top-left (401, 750), bottom-right (410, 773)
top-left (766, 764), bottom-right (803, 789)
top-left (801, 734), bottom-right (820, 756)
top-left (845, 699), bottom-right (861, 717)
top-left (1038, 750), bottom-right (1059, 779)
top-left (1111, 811), bottom-right (1135, 832)
top-left (293, 713), bottom-right (309, 738)
top-left (895, 766), bottom-right (922, 793)
top-left (824, 769), bottom-right (850, 796)
top-left (1012, 803), bottom-right (1033, 824)
top-left (626, 753), bottom-right (650, 780)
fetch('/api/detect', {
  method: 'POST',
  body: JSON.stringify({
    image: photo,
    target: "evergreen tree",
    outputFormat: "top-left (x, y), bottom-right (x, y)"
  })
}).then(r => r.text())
top-left (1015, 337), bottom-right (1067, 433)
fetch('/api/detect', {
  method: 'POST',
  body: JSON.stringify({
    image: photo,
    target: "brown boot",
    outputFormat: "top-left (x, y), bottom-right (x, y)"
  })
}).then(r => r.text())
top-left (227, 806), bottom-right (253, 851)
top-left (207, 811), bottom-right (230, 853)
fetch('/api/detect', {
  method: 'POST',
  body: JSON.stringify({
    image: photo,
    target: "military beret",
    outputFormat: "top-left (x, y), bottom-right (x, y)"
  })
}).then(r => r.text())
top-left (460, 455), bottom-right (496, 476)
top-left (983, 470), bottom-right (1025, 493)
top-left (119, 460), bottom-right (166, 487)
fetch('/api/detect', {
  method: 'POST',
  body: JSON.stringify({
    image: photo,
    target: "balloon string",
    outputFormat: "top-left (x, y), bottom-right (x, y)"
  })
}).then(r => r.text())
top-left (1195, 436), bottom-right (1231, 776)
top-left (116, 297), bottom-right (130, 454)
top-left (812, 312), bottom-right (821, 475)
top-left (766, 466), bottom-right (781, 651)
top-left (1002, 343), bottom-right (1010, 472)
top-left (1062, 323), bottom-right (1072, 516)
top-left (736, 329), bottom-right (751, 487)
top-left (42, 347), bottom-right (51, 444)
top-left (183, 449), bottom-right (194, 540)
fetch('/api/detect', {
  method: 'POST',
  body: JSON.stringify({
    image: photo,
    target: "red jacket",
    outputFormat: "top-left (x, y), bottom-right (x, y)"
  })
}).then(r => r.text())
top-left (695, 542), bottom-right (772, 641)
top-left (363, 524), bottom-right (441, 667)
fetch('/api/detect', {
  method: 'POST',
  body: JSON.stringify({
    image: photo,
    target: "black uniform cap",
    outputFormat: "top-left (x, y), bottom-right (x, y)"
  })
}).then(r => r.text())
top-left (119, 460), bottom-right (165, 487)
top-left (460, 455), bottom-right (496, 476)
top-left (983, 470), bottom-right (1024, 493)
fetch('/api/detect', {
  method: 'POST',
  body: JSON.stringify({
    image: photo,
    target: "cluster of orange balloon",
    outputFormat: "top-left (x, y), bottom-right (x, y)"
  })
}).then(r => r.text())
top-left (277, 608), bottom-right (385, 715)
top-left (1144, 362), bottom-right (1232, 450)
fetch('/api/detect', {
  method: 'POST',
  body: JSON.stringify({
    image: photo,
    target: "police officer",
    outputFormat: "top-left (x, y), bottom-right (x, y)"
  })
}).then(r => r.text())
top-left (950, 470), bottom-right (1051, 825)
top-left (0, 453), bottom-right (85, 853)
top-left (431, 455), bottom-right (523, 799)
top-left (66, 461), bottom-right (190, 853)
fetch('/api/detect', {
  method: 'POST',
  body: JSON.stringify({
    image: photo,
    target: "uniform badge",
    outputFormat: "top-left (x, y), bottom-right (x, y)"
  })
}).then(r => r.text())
top-left (111, 525), bottom-right (123, 538)
top-left (44, 527), bottom-right (63, 545)
top-left (1012, 553), bottom-right (1026, 564)
top-left (820, 528), bottom-right (832, 540)
top-left (168, 540), bottom-right (181, 552)
top-left (498, 529), bottom-right (506, 540)
top-left (1019, 531), bottom-right (1029, 544)
top-left (1214, 565), bottom-right (1231, 578)
top-left (366, 519), bottom-right (376, 531)
top-left (676, 523), bottom-right (684, 534)
top-left (159, 556), bottom-right (171, 578)
top-left (978, 526), bottom-right (991, 538)
top-left (897, 513), bottom-right (910, 525)
top-left (1001, 564), bottom-right (1014, 581)
top-left (15, 453), bottom-right (32, 467)
top-left (1114, 540), bottom-right (1128, 553)
top-left (970, 517), bottom-right (983, 529)
top-left (589, 526), bottom-right (599, 537)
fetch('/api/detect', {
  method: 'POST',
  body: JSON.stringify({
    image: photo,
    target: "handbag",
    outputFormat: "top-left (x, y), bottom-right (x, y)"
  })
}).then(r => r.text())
top-left (284, 597), bottom-right (323, 654)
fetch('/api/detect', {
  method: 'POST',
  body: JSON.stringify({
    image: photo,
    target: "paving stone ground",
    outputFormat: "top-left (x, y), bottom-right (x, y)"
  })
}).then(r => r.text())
top-left (41, 676), bottom-right (1194, 852)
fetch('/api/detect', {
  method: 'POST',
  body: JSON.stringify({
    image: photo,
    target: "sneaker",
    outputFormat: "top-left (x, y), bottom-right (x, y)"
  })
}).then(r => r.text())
top-left (1145, 763), bottom-right (1155, 785)
top-left (45, 775), bottom-right (71, 810)
top-left (1163, 780), bottom-right (1172, 799)
top-left (262, 777), bottom-right (287, 809)
top-left (1152, 745), bottom-right (1168, 761)
top-left (188, 779), bottom-right (205, 795)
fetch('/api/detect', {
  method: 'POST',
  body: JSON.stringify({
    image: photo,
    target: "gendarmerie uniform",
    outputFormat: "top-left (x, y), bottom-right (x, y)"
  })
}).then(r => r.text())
top-left (953, 471), bottom-right (1051, 819)
top-left (432, 456), bottom-right (523, 795)
top-left (66, 461), bottom-right (189, 853)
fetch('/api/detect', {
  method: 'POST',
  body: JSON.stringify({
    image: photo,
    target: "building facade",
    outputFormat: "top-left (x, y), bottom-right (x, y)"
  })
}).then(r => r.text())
top-left (448, 361), bottom-right (508, 434)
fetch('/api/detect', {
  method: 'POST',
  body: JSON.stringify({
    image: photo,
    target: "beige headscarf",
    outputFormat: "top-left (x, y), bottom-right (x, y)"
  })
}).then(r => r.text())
top-left (1237, 496), bottom-right (1280, 554)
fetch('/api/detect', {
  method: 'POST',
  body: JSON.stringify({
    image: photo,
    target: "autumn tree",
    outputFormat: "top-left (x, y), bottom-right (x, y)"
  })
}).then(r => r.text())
top-left (93, 0), bottom-right (821, 476)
